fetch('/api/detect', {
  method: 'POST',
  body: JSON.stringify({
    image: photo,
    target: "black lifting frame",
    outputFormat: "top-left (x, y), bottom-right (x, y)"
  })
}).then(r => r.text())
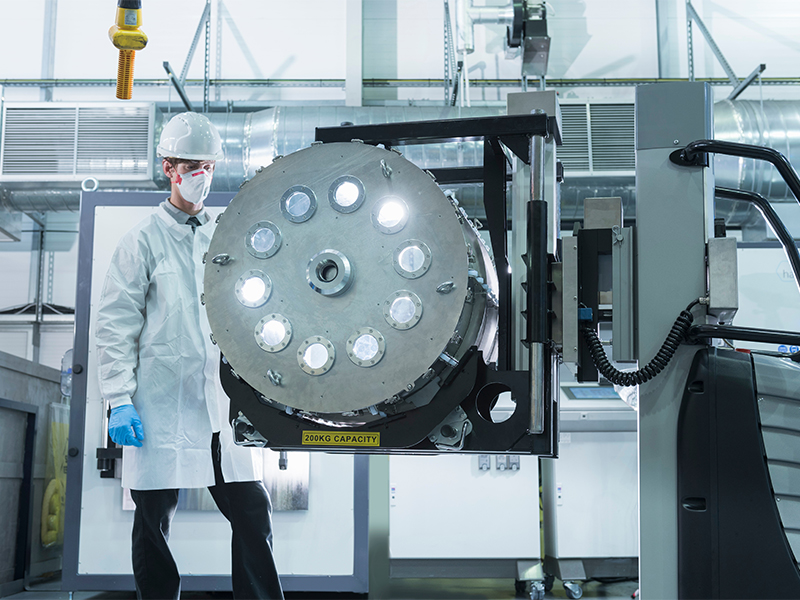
top-left (315, 113), bottom-right (558, 373)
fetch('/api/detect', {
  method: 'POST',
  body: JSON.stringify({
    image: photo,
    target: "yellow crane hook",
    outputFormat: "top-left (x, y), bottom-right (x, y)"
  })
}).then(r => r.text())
top-left (108, 0), bottom-right (148, 100)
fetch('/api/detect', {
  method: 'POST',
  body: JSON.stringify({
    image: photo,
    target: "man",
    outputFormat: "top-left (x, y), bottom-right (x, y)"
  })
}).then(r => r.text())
top-left (96, 112), bottom-right (284, 600)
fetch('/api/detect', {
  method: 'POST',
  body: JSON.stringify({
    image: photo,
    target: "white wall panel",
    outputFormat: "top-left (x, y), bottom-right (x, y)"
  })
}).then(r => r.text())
top-left (39, 324), bottom-right (73, 371)
top-left (0, 328), bottom-right (30, 362)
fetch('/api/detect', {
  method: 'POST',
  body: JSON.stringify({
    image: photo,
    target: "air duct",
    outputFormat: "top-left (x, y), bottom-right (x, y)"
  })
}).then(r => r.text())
top-left (3, 101), bottom-right (800, 223)
top-left (178, 106), bottom-right (503, 192)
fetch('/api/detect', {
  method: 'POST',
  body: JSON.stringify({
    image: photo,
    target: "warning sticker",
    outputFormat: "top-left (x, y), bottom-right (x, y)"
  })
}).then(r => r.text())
top-left (301, 431), bottom-right (380, 447)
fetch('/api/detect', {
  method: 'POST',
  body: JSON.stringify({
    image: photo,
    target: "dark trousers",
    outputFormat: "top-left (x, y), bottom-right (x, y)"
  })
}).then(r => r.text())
top-left (130, 433), bottom-right (284, 600)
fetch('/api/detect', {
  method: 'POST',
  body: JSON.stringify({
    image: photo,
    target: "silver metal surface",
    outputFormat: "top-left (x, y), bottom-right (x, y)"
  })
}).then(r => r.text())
top-left (728, 63), bottom-right (766, 101)
top-left (204, 142), bottom-right (476, 414)
top-left (583, 197), bottom-right (622, 230)
top-left (306, 249), bottom-right (353, 297)
top-left (611, 227), bottom-right (635, 362)
top-left (531, 134), bottom-right (545, 202)
top-left (529, 342), bottom-right (545, 434)
top-left (714, 100), bottom-right (800, 200)
top-left (562, 236), bottom-right (579, 364)
top-left (706, 237), bottom-right (738, 323)
top-left (634, 82), bottom-right (713, 599)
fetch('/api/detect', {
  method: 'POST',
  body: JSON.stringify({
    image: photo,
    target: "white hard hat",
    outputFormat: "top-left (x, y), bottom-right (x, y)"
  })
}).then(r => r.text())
top-left (157, 112), bottom-right (223, 161)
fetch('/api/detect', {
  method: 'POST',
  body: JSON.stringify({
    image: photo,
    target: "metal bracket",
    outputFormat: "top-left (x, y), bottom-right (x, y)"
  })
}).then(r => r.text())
top-left (669, 147), bottom-right (708, 168)
top-left (428, 405), bottom-right (473, 450)
top-left (232, 413), bottom-right (269, 447)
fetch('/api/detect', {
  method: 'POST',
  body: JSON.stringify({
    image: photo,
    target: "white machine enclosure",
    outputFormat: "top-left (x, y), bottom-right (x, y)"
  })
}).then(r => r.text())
top-left (388, 453), bottom-right (540, 577)
top-left (63, 192), bottom-right (368, 594)
top-left (541, 387), bottom-right (638, 584)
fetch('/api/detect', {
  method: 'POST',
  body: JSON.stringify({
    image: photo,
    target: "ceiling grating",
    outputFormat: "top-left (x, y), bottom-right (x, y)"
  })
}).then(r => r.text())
top-left (0, 103), bottom-right (154, 181)
top-left (558, 102), bottom-right (635, 175)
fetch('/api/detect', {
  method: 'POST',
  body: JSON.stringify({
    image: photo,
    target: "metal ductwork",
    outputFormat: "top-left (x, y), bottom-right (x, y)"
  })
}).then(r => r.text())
top-left (192, 106), bottom-right (503, 192)
top-left (714, 100), bottom-right (800, 200)
top-left (3, 101), bottom-right (800, 225)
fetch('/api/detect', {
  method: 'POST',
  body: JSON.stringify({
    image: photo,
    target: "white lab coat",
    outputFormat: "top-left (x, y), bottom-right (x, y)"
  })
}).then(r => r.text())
top-left (96, 203), bottom-right (263, 490)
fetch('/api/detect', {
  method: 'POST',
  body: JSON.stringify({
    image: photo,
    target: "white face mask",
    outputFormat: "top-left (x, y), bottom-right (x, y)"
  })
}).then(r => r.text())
top-left (175, 167), bottom-right (213, 205)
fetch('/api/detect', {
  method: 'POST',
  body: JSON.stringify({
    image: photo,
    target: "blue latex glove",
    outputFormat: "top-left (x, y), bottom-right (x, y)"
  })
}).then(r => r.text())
top-left (108, 405), bottom-right (144, 447)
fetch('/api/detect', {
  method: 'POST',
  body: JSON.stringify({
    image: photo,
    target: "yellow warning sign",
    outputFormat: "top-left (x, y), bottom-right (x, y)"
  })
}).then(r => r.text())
top-left (301, 431), bottom-right (380, 447)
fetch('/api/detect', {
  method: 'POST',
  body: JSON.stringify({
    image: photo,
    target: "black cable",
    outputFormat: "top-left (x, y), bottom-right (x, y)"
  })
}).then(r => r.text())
top-left (580, 301), bottom-right (698, 387)
top-left (715, 186), bottom-right (800, 297)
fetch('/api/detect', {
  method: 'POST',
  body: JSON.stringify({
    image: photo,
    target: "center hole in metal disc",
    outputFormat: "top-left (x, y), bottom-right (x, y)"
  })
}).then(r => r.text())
top-left (317, 260), bottom-right (339, 283)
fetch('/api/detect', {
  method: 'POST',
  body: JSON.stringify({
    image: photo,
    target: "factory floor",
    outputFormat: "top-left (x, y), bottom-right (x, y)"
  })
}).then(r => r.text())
top-left (3, 576), bottom-right (638, 600)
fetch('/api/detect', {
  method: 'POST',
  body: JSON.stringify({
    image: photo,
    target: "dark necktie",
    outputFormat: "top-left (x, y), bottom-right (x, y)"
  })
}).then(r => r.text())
top-left (187, 216), bottom-right (201, 233)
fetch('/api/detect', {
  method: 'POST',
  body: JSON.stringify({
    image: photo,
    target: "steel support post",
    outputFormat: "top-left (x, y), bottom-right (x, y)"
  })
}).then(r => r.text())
top-left (345, 0), bottom-right (363, 107)
top-left (635, 82), bottom-right (714, 598)
top-left (40, 0), bottom-right (58, 102)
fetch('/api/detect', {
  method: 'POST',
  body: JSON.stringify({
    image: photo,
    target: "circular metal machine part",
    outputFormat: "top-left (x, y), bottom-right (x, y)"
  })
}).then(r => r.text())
top-left (204, 141), bottom-right (497, 418)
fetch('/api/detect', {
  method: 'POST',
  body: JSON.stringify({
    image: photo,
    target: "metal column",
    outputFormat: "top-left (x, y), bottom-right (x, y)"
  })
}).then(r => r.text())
top-left (634, 82), bottom-right (714, 598)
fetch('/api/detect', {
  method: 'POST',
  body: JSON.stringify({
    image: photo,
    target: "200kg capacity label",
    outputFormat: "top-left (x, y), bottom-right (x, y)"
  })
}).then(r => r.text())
top-left (302, 431), bottom-right (380, 447)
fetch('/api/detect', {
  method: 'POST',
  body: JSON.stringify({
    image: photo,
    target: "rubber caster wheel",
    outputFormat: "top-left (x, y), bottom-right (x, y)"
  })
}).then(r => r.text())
top-left (514, 579), bottom-right (528, 598)
top-left (543, 574), bottom-right (555, 592)
top-left (564, 581), bottom-right (583, 599)
top-left (529, 581), bottom-right (545, 600)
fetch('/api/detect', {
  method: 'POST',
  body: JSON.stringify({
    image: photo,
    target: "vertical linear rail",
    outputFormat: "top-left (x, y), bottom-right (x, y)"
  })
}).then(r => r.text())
top-left (203, 0), bottom-right (211, 112)
top-left (483, 137), bottom-right (511, 370)
top-left (686, 5), bottom-right (694, 82)
top-left (528, 133), bottom-right (547, 434)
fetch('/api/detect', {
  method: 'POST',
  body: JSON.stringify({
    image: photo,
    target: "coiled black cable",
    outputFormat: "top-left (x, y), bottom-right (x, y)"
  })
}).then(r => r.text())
top-left (580, 300), bottom-right (699, 387)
